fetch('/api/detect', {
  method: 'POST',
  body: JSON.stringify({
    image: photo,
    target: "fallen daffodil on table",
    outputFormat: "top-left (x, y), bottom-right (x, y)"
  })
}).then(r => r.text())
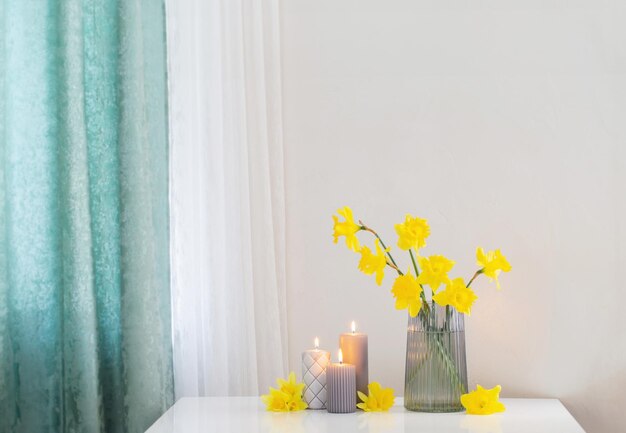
top-left (261, 372), bottom-right (308, 412)
top-left (461, 385), bottom-right (506, 415)
top-left (357, 382), bottom-right (395, 412)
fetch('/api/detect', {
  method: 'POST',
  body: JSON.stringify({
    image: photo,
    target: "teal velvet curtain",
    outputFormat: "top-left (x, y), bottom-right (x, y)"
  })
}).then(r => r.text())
top-left (0, 1), bottom-right (174, 432)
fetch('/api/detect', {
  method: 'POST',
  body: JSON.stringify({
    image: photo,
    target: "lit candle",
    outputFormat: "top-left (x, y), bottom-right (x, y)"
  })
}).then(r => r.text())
top-left (339, 321), bottom-right (368, 397)
top-left (302, 337), bottom-right (330, 409)
top-left (326, 349), bottom-right (356, 413)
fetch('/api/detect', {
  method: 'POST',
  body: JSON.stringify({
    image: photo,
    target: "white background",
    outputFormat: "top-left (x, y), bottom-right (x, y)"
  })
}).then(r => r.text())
top-left (280, 1), bottom-right (626, 432)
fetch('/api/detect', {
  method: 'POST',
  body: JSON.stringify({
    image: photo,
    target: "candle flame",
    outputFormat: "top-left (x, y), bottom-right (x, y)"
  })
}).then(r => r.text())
top-left (338, 348), bottom-right (343, 364)
top-left (314, 337), bottom-right (319, 349)
top-left (351, 321), bottom-right (356, 333)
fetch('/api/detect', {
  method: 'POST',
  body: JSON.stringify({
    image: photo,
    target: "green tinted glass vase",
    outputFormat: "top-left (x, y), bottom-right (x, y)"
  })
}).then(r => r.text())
top-left (404, 304), bottom-right (468, 412)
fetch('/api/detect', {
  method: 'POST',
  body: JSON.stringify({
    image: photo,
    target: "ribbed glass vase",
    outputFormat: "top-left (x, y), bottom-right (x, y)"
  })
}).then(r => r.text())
top-left (404, 304), bottom-right (468, 412)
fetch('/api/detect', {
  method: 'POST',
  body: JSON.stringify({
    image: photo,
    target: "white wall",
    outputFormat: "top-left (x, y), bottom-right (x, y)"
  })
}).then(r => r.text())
top-left (280, 1), bottom-right (626, 432)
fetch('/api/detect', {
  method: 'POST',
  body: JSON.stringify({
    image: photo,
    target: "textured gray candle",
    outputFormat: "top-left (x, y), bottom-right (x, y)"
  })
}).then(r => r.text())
top-left (326, 361), bottom-right (356, 413)
top-left (339, 328), bottom-right (368, 397)
top-left (302, 348), bottom-right (330, 409)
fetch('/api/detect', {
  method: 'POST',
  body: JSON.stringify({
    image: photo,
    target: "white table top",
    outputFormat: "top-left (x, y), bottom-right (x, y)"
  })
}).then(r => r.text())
top-left (146, 397), bottom-right (585, 433)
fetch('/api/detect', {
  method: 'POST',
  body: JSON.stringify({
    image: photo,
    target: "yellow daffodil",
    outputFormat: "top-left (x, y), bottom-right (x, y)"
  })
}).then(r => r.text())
top-left (358, 239), bottom-right (389, 285)
top-left (476, 247), bottom-right (511, 289)
top-left (476, 248), bottom-right (511, 289)
top-left (277, 372), bottom-right (305, 397)
top-left (357, 382), bottom-right (395, 412)
top-left (285, 397), bottom-right (308, 412)
top-left (261, 372), bottom-right (308, 412)
top-left (333, 206), bottom-right (361, 252)
top-left (391, 270), bottom-right (423, 317)
top-left (433, 277), bottom-right (478, 315)
top-left (261, 388), bottom-right (291, 412)
top-left (461, 385), bottom-right (506, 415)
top-left (394, 214), bottom-right (430, 251)
top-left (416, 255), bottom-right (455, 292)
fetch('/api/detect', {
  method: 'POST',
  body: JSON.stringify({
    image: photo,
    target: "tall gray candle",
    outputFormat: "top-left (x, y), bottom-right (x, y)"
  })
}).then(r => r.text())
top-left (339, 321), bottom-right (368, 397)
top-left (326, 349), bottom-right (356, 413)
top-left (302, 337), bottom-right (330, 409)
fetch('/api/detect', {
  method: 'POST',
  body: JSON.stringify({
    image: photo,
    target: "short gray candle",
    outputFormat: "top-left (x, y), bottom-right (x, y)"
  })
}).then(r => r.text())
top-left (339, 321), bottom-right (368, 397)
top-left (326, 349), bottom-right (356, 414)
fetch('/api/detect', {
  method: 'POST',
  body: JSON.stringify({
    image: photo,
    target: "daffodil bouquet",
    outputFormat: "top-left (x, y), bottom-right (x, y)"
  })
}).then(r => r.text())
top-left (332, 207), bottom-right (511, 412)
top-left (332, 207), bottom-right (510, 319)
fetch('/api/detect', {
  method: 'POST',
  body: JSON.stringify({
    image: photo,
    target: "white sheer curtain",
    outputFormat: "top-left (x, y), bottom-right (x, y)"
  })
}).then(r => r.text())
top-left (165, 0), bottom-right (288, 397)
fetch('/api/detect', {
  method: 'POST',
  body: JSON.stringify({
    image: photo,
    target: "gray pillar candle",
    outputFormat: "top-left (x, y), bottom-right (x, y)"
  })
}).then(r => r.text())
top-left (302, 337), bottom-right (330, 409)
top-left (326, 349), bottom-right (356, 414)
top-left (339, 321), bottom-right (368, 397)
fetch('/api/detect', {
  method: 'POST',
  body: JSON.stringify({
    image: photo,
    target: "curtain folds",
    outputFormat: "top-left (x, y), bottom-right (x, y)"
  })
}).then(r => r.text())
top-left (166, 0), bottom-right (288, 397)
top-left (0, 1), bottom-right (173, 432)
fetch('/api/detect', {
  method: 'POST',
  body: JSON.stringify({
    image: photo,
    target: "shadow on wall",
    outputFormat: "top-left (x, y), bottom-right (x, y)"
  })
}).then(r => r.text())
top-left (497, 367), bottom-right (624, 432)
top-left (565, 368), bottom-right (626, 433)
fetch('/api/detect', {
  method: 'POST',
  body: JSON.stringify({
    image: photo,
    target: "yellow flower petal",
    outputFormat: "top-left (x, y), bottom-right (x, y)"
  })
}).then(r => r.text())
top-left (357, 391), bottom-right (369, 403)
top-left (395, 298), bottom-right (408, 310)
top-left (391, 271), bottom-right (423, 317)
top-left (476, 247), bottom-right (511, 289)
top-left (261, 388), bottom-right (291, 412)
top-left (262, 373), bottom-right (308, 412)
top-left (368, 382), bottom-right (382, 394)
top-left (408, 299), bottom-right (422, 318)
top-left (394, 214), bottom-right (430, 251)
top-left (357, 381), bottom-right (395, 412)
top-left (432, 289), bottom-right (451, 307)
top-left (332, 207), bottom-right (362, 252)
top-left (416, 255), bottom-right (455, 292)
top-left (433, 277), bottom-right (478, 315)
top-left (358, 239), bottom-right (389, 286)
top-left (367, 393), bottom-right (379, 410)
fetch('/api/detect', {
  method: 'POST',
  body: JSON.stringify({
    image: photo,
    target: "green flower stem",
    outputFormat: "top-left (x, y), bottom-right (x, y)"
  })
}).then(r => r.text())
top-left (409, 248), bottom-right (420, 277)
top-left (432, 332), bottom-right (467, 394)
top-left (466, 268), bottom-right (484, 288)
top-left (440, 269), bottom-right (482, 332)
top-left (359, 223), bottom-right (400, 269)
top-left (438, 269), bottom-right (481, 333)
top-left (409, 249), bottom-right (430, 311)
top-left (356, 220), bottom-right (466, 401)
top-left (406, 312), bottom-right (467, 396)
top-left (360, 222), bottom-right (431, 316)
top-left (386, 261), bottom-right (403, 276)
top-left (359, 224), bottom-right (407, 280)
